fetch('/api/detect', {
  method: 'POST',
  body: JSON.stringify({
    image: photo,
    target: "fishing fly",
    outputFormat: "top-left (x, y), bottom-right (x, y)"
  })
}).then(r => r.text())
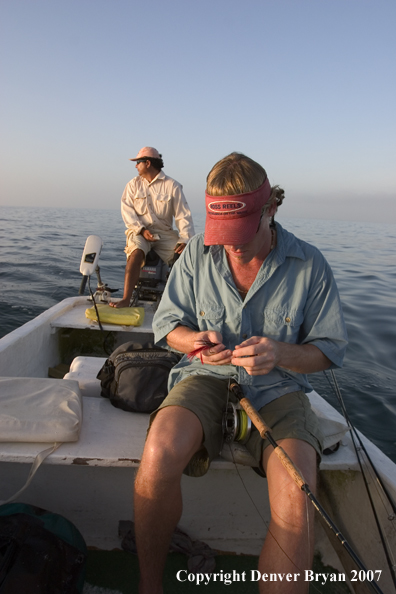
top-left (187, 340), bottom-right (218, 364)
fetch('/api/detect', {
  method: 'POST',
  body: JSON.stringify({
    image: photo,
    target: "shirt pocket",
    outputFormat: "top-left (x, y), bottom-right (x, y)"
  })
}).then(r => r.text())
top-left (132, 193), bottom-right (148, 215)
top-left (154, 193), bottom-right (172, 217)
top-left (196, 303), bottom-right (225, 333)
top-left (263, 308), bottom-right (304, 342)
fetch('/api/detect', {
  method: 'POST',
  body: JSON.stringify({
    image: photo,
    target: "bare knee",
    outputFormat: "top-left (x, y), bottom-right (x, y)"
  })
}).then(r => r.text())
top-left (264, 439), bottom-right (317, 526)
top-left (139, 407), bottom-right (203, 482)
top-left (126, 248), bottom-right (145, 266)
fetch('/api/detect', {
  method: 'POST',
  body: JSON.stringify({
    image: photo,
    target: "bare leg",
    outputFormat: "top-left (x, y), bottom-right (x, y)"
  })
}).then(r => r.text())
top-left (134, 406), bottom-right (203, 594)
top-left (258, 439), bottom-right (317, 594)
top-left (110, 249), bottom-right (144, 308)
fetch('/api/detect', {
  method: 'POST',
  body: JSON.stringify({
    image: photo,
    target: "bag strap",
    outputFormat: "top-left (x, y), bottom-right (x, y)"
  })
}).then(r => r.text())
top-left (0, 443), bottom-right (61, 505)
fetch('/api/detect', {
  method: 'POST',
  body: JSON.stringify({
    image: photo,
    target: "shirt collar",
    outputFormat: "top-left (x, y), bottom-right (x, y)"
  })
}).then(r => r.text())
top-left (275, 222), bottom-right (306, 261)
top-left (148, 170), bottom-right (165, 185)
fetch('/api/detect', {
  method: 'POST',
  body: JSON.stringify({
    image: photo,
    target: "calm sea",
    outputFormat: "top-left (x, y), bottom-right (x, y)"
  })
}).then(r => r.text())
top-left (1, 206), bottom-right (395, 462)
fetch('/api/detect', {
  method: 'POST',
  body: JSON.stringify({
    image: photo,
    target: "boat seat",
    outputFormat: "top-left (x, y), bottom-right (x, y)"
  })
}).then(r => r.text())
top-left (64, 356), bottom-right (106, 398)
top-left (0, 357), bottom-right (353, 472)
top-left (63, 356), bottom-right (353, 471)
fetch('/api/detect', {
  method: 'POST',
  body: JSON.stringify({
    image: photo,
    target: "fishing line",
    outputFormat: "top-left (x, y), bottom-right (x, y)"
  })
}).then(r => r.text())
top-left (225, 430), bottom-right (329, 594)
top-left (224, 442), bottom-right (326, 594)
top-left (304, 490), bottom-right (312, 574)
top-left (324, 370), bottom-right (396, 587)
top-left (325, 370), bottom-right (396, 515)
top-left (324, 370), bottom-right (396, 534)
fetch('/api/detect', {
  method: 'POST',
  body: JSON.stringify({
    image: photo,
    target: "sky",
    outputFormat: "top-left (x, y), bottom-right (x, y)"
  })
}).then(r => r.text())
top-left (1, 0), bottom-right (396, 223)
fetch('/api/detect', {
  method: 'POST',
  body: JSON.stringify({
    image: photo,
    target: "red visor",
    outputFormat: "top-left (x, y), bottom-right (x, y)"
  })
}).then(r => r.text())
top-left (204, 178), bottom-right (271, 245)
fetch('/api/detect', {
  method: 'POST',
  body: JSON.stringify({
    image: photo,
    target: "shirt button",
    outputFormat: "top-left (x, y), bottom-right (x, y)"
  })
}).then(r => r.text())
top-left (200, 311), bottom-right (205, 316)
top-left (242, 333), bottom-right (247, 339)
top-left (285, 317), bottom-right (291, 323)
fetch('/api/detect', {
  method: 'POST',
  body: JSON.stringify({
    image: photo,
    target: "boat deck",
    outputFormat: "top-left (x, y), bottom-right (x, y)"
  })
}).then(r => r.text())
top-left (50, 298), bottom-right (157, 334)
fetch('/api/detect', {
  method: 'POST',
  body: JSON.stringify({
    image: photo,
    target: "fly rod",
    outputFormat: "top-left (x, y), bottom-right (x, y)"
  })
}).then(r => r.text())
top-left (229, 381), bottom-right (386, 594)
top-left (326, 370), bottom-right (396, 589)
top-left (327, 369), bottom-right (396, 515)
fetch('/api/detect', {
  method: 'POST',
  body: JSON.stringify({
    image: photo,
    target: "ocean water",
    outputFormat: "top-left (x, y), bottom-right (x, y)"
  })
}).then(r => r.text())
top-left (1, 206), bottom-right (395, 462)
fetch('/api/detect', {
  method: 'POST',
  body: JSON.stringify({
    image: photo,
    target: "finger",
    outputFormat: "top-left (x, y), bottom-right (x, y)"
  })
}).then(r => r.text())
top-left (232, 345), bottom-right (261, 358)
top-left (200, 343), bottom-right (226, 358)
top-left (194, 332), bottom-right (223, 347)
top-left (207, 331), bottom-right (224, 344)
top-left (232, 350), bottom-right (275, 363)
top-left (231, 354), bottom-right (275, 374)
top-left (204, 344), bottom-right (226, 356)
top-left (234, 336), bottom-right (262, 349)
top-left (231, 354), bottom-right (260, 366)
top-left (203, 349), bottom-right (232, 365)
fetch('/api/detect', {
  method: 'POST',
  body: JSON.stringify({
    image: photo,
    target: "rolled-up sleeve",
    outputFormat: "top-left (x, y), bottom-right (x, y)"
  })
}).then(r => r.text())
top-left (300, 255), bottom-right (348, 368)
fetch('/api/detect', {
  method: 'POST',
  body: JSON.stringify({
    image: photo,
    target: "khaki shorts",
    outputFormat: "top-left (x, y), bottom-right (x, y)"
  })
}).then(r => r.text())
top-left (125, 228), bottom-right (179, 264)
top-left (151, 375), bottom-right (324, 477)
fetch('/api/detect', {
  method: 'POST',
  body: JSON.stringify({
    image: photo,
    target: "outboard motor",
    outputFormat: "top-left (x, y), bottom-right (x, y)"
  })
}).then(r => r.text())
top-left (132, 249), bottom-right (174, 304)
top-left (78, 236), bottom-right (177, 306)
top-left (79, 235), bottom-right (118, 302)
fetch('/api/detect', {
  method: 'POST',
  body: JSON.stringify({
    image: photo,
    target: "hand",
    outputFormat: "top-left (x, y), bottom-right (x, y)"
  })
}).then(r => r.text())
top-left (231, 336), bottom-right (281, 375)
top-left (142, 229), bottom-right (157, 242)
top-left (174, 242), bottom-right (186, 254)
top-left (192, 331), bottom-right (232, 366)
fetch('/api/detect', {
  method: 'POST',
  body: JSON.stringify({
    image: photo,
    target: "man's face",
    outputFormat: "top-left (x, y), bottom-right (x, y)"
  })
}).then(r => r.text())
top-left (135, 159), bottom-right (150, 179)
top-left (223, 213), bottom-right (271, 264)
top-left (223, 237), bottom-right (260, 264)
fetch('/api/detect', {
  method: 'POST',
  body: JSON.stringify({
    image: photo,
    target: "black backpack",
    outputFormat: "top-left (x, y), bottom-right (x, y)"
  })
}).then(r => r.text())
top-left (0, 503), bottom-right (87, 594)
top-left (97, 341), bottom-right (181, 414)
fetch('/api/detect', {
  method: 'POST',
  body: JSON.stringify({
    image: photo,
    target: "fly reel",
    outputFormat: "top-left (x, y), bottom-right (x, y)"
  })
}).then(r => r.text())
top-left (222, 402), bottom-right (252, 444)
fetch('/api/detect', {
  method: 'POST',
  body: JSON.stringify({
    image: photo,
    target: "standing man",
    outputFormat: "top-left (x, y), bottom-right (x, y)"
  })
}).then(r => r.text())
top-left (110, 147), bottom-right (195, 308)
top-left (133, 152), bottom-right (348, 593)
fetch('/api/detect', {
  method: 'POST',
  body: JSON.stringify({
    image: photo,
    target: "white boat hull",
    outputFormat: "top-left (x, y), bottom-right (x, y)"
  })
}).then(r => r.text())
top-left (0, 297), bottom-right (395, 592)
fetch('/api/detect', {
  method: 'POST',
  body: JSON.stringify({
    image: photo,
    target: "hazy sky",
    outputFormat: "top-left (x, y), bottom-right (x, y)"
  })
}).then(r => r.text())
top-left (1, 0), bottom-right (395, 223)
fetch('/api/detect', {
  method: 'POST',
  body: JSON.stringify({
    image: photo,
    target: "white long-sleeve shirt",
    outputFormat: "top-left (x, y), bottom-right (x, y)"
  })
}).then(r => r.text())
top-left (120, 170), bottom-right (195, 242)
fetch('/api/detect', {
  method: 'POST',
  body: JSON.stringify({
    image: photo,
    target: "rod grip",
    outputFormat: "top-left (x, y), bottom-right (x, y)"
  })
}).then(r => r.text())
top-left (239, 397), bottom-right (306, 489)
top-left (239, 397), bottom-right (271, 438)
top-left (273, 446), bottom-right (306, 489)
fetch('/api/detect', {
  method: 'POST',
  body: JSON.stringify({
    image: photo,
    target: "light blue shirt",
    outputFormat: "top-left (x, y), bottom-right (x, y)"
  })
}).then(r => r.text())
top-left (153, 223), bottom-right (348, 410)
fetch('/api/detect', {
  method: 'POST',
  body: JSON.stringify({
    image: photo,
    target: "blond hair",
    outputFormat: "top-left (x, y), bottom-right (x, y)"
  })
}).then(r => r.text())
top-left (206, 152), bottom-right (266, 196)
top-left (206, 152), bottom-right (284, 217)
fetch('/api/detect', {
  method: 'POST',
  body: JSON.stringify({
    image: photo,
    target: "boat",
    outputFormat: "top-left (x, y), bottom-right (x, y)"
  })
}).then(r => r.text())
top-left (0, 237), bottom-right (395, 594)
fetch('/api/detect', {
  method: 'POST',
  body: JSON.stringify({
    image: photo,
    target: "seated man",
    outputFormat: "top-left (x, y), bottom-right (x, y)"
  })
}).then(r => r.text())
top-left (110, 147), bottom-right (195, 308)
top-left (134, 152), bottom-right (348, 594)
